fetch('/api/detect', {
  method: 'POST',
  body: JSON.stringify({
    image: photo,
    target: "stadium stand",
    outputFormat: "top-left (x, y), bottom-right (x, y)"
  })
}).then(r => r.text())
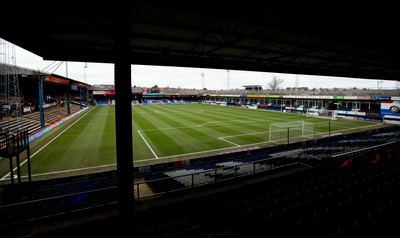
top-left (1, 76), bottom-right (399, 237)
top-left (1, 125), bottom-right (399, 237)
top-left (3, 3), bottom-right (400, 238)
top-left (0, 104), bottom-right (84, 136)
top-left (2, 136), bottom-right (398, 237)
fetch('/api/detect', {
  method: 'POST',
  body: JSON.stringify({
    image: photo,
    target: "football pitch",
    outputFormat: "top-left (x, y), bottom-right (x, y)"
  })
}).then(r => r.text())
top-left (2, 103), bottom-right (385, 180)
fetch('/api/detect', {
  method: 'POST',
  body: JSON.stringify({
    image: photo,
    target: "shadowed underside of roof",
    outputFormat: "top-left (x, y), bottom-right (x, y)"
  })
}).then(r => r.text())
top-left (2, 2), bottom-right (400, 81)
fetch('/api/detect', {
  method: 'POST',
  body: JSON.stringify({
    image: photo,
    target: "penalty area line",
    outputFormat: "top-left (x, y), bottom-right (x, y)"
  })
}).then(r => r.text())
top-left (137, 130), bottom-right (159, 159)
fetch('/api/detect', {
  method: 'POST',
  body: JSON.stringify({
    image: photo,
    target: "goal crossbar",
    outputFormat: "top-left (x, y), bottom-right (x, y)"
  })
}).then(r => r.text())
top-left (269, 121), bottom-right (314, 143)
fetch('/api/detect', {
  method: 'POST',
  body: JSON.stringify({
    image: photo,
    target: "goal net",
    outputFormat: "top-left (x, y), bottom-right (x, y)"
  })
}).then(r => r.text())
top-left (269, 121), bottom-right (314, 144)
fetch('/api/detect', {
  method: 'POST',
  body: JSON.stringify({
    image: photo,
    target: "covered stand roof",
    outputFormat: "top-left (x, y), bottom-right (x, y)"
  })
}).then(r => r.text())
top-left (2, 1), bottom-right (400, 225)
top-left (2, 2), bottom-right (400, 82)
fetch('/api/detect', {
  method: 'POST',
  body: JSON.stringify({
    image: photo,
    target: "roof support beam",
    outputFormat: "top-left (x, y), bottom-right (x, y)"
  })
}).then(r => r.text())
top-left (114, 3), bottom-right (134, 233)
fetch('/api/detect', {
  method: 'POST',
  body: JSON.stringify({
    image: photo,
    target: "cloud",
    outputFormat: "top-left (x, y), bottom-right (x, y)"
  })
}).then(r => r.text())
top-left (13, 43), bottom-right (398, 90)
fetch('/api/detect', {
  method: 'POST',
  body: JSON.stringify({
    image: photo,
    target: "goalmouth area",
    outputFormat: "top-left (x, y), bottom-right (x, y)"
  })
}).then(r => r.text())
top-left (0, 103), bottom-right (389, 182)
top-left (269, 121), bottom-right (315, 144)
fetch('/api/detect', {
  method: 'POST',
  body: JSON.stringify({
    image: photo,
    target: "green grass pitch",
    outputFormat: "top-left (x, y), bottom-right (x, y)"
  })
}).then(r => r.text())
top-left (7, 104), bottom-right (385, 180)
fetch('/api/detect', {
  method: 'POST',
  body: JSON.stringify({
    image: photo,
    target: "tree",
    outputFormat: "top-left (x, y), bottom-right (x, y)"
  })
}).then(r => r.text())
top-left (267, 75), bottom-right (284, 90)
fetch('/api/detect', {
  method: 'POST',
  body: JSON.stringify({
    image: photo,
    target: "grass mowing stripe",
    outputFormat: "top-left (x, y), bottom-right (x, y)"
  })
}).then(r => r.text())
top-left (32, 107), bottom-right (109, 172)
top-left (133, 106), bottom-right (186, 156)
top-left (142, 106), bottom-right (232, 153)
top-left (136, 106), bottom-right (220, 155)
top-left (1, 106), bottom-right (95, 180)
top-left (137, 130), bottom-right (158, 158)
top-left (138, 105), bottom-right (258, 153)
top-left (98, 106), bottom-right (117, 164)
top-left (4, 104), bottom-right (386, 178)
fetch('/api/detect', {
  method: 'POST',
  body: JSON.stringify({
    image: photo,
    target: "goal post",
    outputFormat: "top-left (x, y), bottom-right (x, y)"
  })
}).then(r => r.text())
top-left (269, 121), bottom-right (314, 144)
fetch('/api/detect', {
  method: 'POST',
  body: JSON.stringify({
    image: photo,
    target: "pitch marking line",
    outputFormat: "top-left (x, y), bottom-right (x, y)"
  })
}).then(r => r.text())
top-left (218, 137), bottom-right (241, 147)
top-left (197, 119), bottom-right (266, 128)
top-left (218, 131), bottom-right (268, 147)
top-left (221, 131), bottom-right (266, 139)
top-left (137, 122), bottom-right (383, 162)
top-left (137, 130), bottom-right (159, 159)
top-left (140, 145), bottom-right (247, 162)
top-left (0, 106), bottom-right (95, 181)
top-left (1, 164), bottom-right (117, 179)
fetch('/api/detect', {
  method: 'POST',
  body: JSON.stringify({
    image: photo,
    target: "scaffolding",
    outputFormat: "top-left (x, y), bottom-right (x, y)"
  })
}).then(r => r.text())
top-left (0, 38), bottom-right (23, 126)
top-left (0, 38), bottom-right (30, 183)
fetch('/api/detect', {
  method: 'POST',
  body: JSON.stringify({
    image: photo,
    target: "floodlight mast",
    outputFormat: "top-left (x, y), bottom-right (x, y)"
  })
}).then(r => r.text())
top-left (227, 69), bottom-right (230, 90)
top-left (201, 72), bottom-right (204, 89)
top-left (84, 62), bottom-right (87, 83)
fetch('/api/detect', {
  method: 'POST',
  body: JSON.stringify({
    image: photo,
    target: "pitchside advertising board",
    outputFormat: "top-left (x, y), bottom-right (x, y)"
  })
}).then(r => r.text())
top-left (379, 96), bottom-right (400, 122)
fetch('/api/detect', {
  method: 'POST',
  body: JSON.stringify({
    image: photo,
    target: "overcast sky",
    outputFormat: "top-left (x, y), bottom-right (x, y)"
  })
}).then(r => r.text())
top-left (13, 43), bottom-right (399, 90)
